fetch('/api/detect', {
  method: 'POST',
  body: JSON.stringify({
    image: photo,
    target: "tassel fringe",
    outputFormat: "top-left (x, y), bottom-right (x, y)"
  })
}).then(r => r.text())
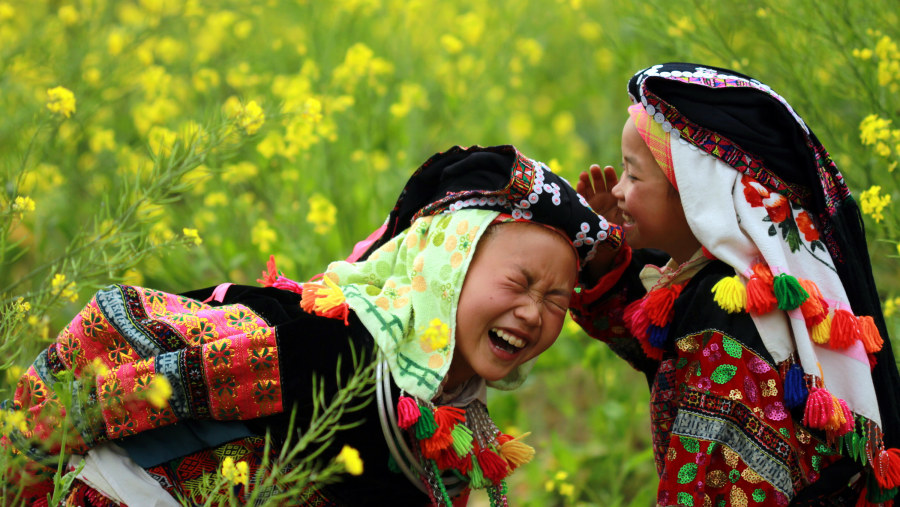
top-left (711, 275), bottom-right (746, 313)
top-left (300, 276), bottom-right (350, 324)
top-left (773, 273), bottom-right (809, 311)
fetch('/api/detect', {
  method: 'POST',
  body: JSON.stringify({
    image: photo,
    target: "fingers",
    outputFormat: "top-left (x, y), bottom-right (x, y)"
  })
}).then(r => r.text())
top-left (601, 165), bottom-right (619, 190)
top-left (576, 170), bottom-right (594, 196)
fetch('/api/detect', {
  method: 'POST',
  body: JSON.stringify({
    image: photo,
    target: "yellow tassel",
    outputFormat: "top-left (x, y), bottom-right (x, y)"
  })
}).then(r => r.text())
top-left (811, 313), bottom-right (832, 345)
top-left (824, 394), bottom-right (846, 432)
top-left (300, 276), bottom-right (349, 324)
top-left (498, 432), bottom-right (535, 471)
top-left (711, 275), bottom-right (747, 313)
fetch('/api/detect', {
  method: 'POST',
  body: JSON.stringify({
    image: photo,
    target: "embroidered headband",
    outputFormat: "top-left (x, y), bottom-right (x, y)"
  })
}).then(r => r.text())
top-left (627, 104), bottom-right (676, 190)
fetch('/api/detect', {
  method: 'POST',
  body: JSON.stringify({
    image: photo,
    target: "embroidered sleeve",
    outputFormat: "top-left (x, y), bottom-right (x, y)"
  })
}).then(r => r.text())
top-left (570, 247), bottom-right (661, 374)
top-left (7, 284), bottom-right (285, 452)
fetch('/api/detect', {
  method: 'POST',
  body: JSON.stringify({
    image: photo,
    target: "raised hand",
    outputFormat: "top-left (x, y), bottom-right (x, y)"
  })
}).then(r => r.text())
top-left (576, 164), bottom-right (622, 225)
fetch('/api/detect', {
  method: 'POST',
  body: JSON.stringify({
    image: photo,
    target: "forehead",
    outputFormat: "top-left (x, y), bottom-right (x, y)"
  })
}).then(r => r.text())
top-left (477, 223), bottom-right (577, 271)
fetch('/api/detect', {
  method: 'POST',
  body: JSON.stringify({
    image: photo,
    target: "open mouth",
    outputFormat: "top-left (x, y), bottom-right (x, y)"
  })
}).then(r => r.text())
top-left (489, 328), bottom-right (526, 355)
top-left (620, 210), bottom-right (635, 226)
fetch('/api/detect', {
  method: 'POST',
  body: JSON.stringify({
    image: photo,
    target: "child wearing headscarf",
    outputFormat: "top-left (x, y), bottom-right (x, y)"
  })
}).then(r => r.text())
top-left (5, 145), bottom-right (621, 506)
top-left (573, 63), bottom-right (900, 505)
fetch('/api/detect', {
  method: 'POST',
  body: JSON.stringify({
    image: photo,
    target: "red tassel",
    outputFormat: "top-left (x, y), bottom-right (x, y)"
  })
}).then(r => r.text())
top-left (798, 279), bottom-right (828, 326)
top-left (643, 285), bottom-right (682, 327)
top-left (436, 447), bottom-right (471, 474)
top-left (858, 316), bottom-right (885, 354)
top-left (476, 449), bottom-right (510, 484)
top-left (421, 406), bottom-right (466, 458)
top-left (803, 386), bottom-right (835, 429)
top-left (623, 299), bottom-right (650, 338)
top-left (397, 396), bottom-right (420, 429)
top-left (874, 448), bottom-right (900, 489)
top-left (746, 263), bottom-right (777, 314)
top-left (830, 309), bottom-right (861, 349)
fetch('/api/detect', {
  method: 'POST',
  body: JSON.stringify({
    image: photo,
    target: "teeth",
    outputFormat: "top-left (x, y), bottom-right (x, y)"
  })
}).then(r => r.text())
top-left (492, 328), bottom-right (525, 349)
top-left (621, 211), bottom-right (634, 225)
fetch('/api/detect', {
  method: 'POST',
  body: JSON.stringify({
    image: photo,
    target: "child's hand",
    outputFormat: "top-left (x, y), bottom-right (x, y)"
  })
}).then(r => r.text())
top-left (576, 164), bottom-right (622, 225)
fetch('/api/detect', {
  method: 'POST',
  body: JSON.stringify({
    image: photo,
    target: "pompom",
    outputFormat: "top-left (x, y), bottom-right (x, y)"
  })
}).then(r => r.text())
top-left (711, 275), bottom-right (747, 313)
top-left (746, 264), bottom-right (777, 314)
top-left (783, 363), bottom-right (808, 409)
top-left (773, 273), bottom-right (809, 311)
top-left (803, 386), bottom-right (834, 429)
top-left (830, 309), bottom-right (861, 350)
top-left (397, 396), bottom-right (420, 429)
top-left (858, 316), bottom-right (884, 354)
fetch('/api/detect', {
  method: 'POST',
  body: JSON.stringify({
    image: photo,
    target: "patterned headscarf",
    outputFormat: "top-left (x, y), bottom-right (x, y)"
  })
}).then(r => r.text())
top-left (626, 63), bottom-right (900, 491)
top-left (310, 145), bottom-right (622, 400)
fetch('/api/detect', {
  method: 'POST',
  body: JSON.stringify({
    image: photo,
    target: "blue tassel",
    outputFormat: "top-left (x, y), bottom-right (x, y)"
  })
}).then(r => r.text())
top-left (784, 363), bottom-right (808, 408)
top-left (648, 324), bottom-right (669, 349)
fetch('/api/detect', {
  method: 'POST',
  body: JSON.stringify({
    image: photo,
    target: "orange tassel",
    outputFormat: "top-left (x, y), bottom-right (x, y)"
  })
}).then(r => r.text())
top-left (746, 263), bottom-right (777, 314)
top-left (300, 277), bottom-right (350, 325)
top-left (858, 316), bottom-right (884, 354)
top-left (824, 395), bottom-right (846, 432)
top-left (830, 309), bottom-right (861, 349)
top-left (421, 406), bottom-right (466, 458)
top-left (837, 399), bottom-right (855, 436)
top-left (798, 279), bottom-right (828, 326)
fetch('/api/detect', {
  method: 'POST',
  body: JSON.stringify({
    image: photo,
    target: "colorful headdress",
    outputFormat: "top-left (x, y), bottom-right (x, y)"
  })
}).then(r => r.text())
top-left (627, 62), bottom-right (900, 498)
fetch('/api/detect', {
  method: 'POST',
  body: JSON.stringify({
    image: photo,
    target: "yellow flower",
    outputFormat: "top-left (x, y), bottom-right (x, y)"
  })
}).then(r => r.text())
top-left (51, 273), bottom-right (78, 302)
top-left (146, 375), bottom-right (172, 408)
top-left (559, 482), bottom-right (575, 497)
top-left (237, 100), bottom-right (265, 135)
top-left (306, 194), bottom-right (337, 235)
top-left (46, 86), bottom-right (76, 118)
top-left (89, 129), bottom-right (117, 153)
top-left (859, 185), bottom-right (892, 223)
top-left (13, 297), bottom-right (31, 314)
top-left (234, 460), bottom-right (249, 486)
top-left (251, 219), bottom-right (277, 252)
top-left (58, 5), bottom-right (80, 26)
top-left (336, 445), bottom-right (364, 475)
top-left (420, 318), bottom-right (450, 350)
top-left (12, 196), bottom-right (35, 213)
top-left (885, 296), bottom-right (900, 317)
top-left (221, 456), bottom-right (236, 481)
top-left (440, 34), bottom-right (464, 54)
top-left (860, 114), bottom-right (893, 146)
top-left (90, 358), bottom-right (110, 377)
top-left (554, 470), bottom-right (569, 481)
top-left (545, 480), bottom-right (555, 492)
top-left (0, 3), bottom-right (15, 21)
top-left (182, 228), bottom-right (203, 246)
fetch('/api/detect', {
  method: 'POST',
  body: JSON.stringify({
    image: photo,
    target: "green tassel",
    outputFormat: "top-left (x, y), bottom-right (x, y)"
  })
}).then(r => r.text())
top-left (451, 423), bottom-right (474, 458)
top-left (867, 471), bottom-right (899, 502)
top-left (773, 273), bottom-right (809, 311)
top-left (468, 457), bottom-right (491, 489)
top-left (387, 453), bottom-right (401, 474)
top-left (414, 402), bottom-right (437, 440)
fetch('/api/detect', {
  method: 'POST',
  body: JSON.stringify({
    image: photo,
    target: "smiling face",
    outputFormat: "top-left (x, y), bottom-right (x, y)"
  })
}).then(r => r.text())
top-left (611, 117), bottom-right (700, 263)
top-left (446, 222), bottom-right (578, 390)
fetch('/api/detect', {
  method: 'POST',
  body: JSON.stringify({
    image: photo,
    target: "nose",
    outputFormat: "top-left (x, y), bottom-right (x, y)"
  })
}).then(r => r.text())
top-left (513, 293), bottom-right (542, 327)
top-left (611, 177), bottom-right (624, 200)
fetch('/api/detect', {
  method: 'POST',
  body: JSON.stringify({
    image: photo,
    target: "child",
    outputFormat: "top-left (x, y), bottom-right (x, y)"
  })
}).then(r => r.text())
top-left (5, 145), bottom-right (622, 505)
top-left (573, 62), bottom-right (900, 505)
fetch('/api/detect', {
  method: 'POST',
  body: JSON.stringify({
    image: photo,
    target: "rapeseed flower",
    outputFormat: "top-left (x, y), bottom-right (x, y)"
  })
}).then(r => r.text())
top-left (420, 318), bottom-right (450, 351)
top-left (859, 185), bottom-right (891, 223)
top-left (336, 445), bottom-right (363, 475)
top-left (58, 5), bottom-right (80, 26)
top-left (182, 228), bottom-right (203, 246)
top-left (0, 3), bottom-right (15, 21)
top-left (220, 456), bottom-right (250, 486)
top-left (236, 100), bottom-right (265, 135)
top-left (146, 375), bottom-right (172, 408)
top-left (51, 273), bottom-right (79, 302)
top-left (12, 196), bottom-right (35, 213)
top-left (251, 219), bottom-right (277, 252)
top-left (46, 86), bottom-right (76, 118)
top-left (306, 194), bottom-right (337, 234)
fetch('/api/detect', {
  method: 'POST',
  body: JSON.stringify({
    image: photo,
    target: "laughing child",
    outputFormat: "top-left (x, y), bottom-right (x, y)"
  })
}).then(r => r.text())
top-left (573, 63), bottom-right (900, 505)
top-left (5, 145), bottom-right (621, 506)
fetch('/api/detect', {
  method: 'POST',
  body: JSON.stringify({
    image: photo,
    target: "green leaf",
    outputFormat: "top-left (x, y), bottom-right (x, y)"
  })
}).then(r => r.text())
top-left (722, 336), bottom-right (742, 359)
top-left (711, 364), bottom-right (738, 384)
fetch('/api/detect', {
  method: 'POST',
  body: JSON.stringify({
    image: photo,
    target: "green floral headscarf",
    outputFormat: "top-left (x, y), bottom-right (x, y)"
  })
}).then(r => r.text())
top-left (323, 209), bottom-right (497, 400)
